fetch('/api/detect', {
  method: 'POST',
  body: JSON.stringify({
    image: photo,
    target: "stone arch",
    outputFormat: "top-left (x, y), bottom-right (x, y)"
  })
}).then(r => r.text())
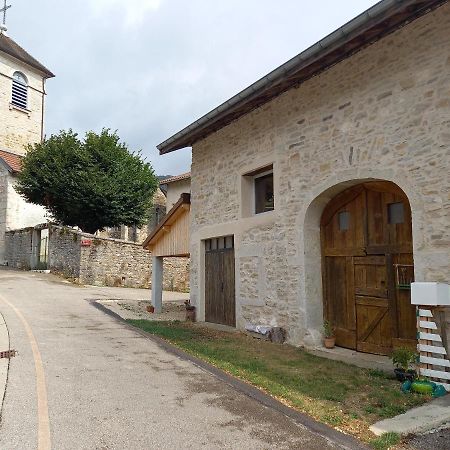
top-left (298, 168), bottom-right (423, 348)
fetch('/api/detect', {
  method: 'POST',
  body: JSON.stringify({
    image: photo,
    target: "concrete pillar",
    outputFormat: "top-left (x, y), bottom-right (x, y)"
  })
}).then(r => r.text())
top-left (151, 256), bottom-right (163, 313)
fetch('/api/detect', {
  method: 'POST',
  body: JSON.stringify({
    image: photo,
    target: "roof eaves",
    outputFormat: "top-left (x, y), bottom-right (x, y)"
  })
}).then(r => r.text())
top-left (0, 33), bottom-right (55, 78)
top-left (159, 172), bottom-right (191, 185)
top-left (157, 0), bottom-right (444, 154)
top-left (142, 193), bottom-right (191, 249)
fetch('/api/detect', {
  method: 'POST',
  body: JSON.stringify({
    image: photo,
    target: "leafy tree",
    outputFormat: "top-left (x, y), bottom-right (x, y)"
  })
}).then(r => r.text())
top-left (16, 129), bottom-right (159, 234)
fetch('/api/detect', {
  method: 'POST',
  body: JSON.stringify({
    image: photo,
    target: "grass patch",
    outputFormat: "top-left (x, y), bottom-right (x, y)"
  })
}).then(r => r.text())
top-left (128, 320), bottom-right (429, 443)
top-left (369, 432), bottom-right (401, 449)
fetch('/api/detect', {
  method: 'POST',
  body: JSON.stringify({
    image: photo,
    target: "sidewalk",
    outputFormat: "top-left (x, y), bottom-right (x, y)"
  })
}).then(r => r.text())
top-left (370, 395), bottom-right (450, 435)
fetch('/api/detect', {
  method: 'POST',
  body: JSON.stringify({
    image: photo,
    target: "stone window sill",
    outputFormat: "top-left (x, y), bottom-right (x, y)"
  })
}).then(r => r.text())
top-left (9, 103), bottom-right (31, 117)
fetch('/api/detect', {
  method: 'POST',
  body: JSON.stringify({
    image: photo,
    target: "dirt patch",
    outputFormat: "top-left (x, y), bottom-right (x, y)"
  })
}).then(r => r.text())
top-left (97, 298), bottom-right (186, 321)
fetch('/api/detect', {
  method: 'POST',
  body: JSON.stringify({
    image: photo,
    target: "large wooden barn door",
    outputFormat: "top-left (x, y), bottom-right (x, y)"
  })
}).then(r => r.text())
top-left (205, 236), bottom-right (235, 327)
top-left (321, 182), bottom-right (416, 355)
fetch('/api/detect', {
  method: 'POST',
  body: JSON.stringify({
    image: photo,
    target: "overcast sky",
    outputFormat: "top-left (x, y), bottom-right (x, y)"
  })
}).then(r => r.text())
top-left (7, 0), bottom-right (378, 175)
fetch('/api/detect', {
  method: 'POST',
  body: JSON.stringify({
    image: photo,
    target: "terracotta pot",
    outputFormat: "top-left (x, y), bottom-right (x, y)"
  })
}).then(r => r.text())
top-left (186, 306), bottom-right (196, 322)
top-left (146, 305), bottom-right (155, 313)
top-left (324, 336), bottom-right (336, 349)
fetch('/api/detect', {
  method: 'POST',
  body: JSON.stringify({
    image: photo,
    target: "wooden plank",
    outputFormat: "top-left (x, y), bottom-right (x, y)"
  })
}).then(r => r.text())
top-left (419, 332), bottom-right (442, 342)
top-left (359, 307), bottom-right (388, 342)
top-left (420, 368), bottom-right (450, 381)
top-left (355, 296), bottom-right (389, 308)
top-left (353, 256), bottom-right (386, 265)
top-left (420, 356), bottom-right (450, 367)
top-left (355, 287), bottom-right (388, 297)
top-left (418, 344), bottom-right (447, 355)
top-left (419, 309), bottom-right (433, 318)
top-left (222, 248), bottom-right (236, 327)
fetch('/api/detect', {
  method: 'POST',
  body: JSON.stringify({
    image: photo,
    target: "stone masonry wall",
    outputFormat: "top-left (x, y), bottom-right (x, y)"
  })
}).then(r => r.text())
top-left (48, 226), bottom-right (81, 278)
top-left (189, 4), bottom-right (450, 346)
top-left (163, 257), bottom-right (190, 292)
top-left (5, 227), bottom-right (33, 269)
top-left (50, 225), bottom-right (189, 291)
top-left (78, 235), bottom-right (151, 288)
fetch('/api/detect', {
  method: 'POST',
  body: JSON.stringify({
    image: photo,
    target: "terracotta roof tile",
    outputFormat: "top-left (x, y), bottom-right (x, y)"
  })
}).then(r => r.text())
top-left (159, 172), bottom-right (191, 185)
top-left (0, 149), bottom-right (22, 173)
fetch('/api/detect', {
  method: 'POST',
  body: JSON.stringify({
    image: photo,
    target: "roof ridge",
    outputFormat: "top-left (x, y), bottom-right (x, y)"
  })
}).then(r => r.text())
top-left (0, 33), bottom-right (54, 78)
top-left (159, 171), bottom-right (191, 185)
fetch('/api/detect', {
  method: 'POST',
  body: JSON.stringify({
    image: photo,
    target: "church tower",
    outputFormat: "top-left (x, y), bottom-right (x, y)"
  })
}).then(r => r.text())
top-left (0, 3), bottom-right (54, 155)
top-left (0, 3), bottom-right (54, 264)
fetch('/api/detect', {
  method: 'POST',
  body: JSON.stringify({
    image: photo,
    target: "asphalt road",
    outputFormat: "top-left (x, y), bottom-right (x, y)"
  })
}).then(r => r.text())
top-left (0, 270), bottom-right (359, 449)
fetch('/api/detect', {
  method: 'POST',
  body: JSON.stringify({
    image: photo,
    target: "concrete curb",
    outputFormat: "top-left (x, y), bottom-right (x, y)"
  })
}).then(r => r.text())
top-left (370, 395), bottom-right (450, 436)
top-left (0, 310), bottom-right (10, 422)
top-left (91, 299), bottom-right (369, 450)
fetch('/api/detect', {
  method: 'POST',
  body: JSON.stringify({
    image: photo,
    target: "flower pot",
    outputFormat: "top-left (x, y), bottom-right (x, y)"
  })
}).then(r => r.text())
top-left (185, 306), bottom-right (196, 322)
top-left (394, 368), bottom-right (417, 382)
top-left (146, 305), bottom-right (155, 314)
top-left (324, 336), bottom-right (336, 349)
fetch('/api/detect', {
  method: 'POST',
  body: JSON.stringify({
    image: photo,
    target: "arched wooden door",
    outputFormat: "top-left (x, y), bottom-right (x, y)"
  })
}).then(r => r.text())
top-left (321, 182), bottom-right (416, 355)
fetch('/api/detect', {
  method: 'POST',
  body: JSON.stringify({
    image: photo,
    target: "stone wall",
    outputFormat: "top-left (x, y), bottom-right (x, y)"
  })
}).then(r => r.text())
top-left (50, 225), bottom-right (189, 291)
top-left (189, 4), bottom-right (450, 346)
top-left (48, 226), bottom-right (81, 278)
top-left (5, 224), bottom-right (190, 291)
top-left (163, 257), bottom-right (190, 292)
top-left (78, 235), bottom-right (151, 288)
top-left (4, 227), bottom-right (33, 269)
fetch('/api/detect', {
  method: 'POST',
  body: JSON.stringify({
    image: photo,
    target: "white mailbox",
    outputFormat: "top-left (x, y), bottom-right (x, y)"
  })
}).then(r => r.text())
top-left (411, 282), bottom-right (450, 306)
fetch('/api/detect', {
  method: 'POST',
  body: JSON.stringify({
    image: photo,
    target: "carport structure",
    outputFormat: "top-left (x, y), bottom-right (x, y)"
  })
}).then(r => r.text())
top-left (143, 193), bottom-right (190, 312)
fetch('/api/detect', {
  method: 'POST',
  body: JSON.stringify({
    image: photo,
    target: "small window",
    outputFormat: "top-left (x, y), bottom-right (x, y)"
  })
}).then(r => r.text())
top-left (12, 71), bottom-right (28, 109)
top-left (388, 202), bottom-right (404, 224)
top-left (254, 172), bottom-right (274, 214)
top-left (338, 211), bottom-right (350, 231)
top-left (225, 236), bottom-right (234, 249)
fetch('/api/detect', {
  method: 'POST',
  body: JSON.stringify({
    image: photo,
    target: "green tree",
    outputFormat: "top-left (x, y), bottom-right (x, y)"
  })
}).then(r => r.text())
top-left (16, 129), bottom-right (159, 234)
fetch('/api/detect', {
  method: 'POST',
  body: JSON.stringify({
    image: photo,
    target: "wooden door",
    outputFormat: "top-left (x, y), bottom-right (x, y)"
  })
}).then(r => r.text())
top-left (205, 236), bottom-right (235, 327)
top-left (321, 182), bottom-right (416, 355)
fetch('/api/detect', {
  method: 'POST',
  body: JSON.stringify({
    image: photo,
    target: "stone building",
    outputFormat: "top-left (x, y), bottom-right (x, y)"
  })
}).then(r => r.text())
top-left (156, 0), bottom-right (450, 355)
top-left (0, 29), bottom-right (54, 263)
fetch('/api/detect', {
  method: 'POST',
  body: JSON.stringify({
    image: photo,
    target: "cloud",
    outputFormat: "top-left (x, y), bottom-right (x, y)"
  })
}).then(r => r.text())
top-left (8, 0), bottom-right (379, 176)
top-left (89, 0), bottom-right (162, 27)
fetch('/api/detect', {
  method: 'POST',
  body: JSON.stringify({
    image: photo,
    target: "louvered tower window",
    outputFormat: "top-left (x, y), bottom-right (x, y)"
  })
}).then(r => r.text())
top-left (11, 71), bottom-right (28, 109)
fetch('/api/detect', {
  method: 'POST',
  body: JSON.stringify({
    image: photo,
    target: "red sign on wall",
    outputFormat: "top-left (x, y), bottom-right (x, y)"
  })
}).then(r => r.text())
top-left (81, 239), bottom-right (92, 247)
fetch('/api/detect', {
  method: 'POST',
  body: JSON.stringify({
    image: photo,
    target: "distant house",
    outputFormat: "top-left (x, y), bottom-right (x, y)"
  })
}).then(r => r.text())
top-left (155, 0), bottom-right (450, 355)
top-left (159, 172), bottom-right (191, 209)
top-left (0, 30), bottom-right (54, 264)
top-left (99, 187), bottom-right (167, 243)
top-left (142, 173), bottom-right (191, 309)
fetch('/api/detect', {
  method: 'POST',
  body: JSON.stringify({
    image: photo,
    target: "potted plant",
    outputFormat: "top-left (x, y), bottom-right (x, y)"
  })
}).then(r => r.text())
top-left (391, 347), bottom-right (418, 382)
top-left (323, 320), bottom-right (336, 348)
top-left (184, 299), bottom-right (196, 322)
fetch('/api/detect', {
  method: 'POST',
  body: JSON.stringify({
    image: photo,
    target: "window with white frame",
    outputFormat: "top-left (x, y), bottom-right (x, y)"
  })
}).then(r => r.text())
top-left (11, 71), bottom-right (28, 109)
